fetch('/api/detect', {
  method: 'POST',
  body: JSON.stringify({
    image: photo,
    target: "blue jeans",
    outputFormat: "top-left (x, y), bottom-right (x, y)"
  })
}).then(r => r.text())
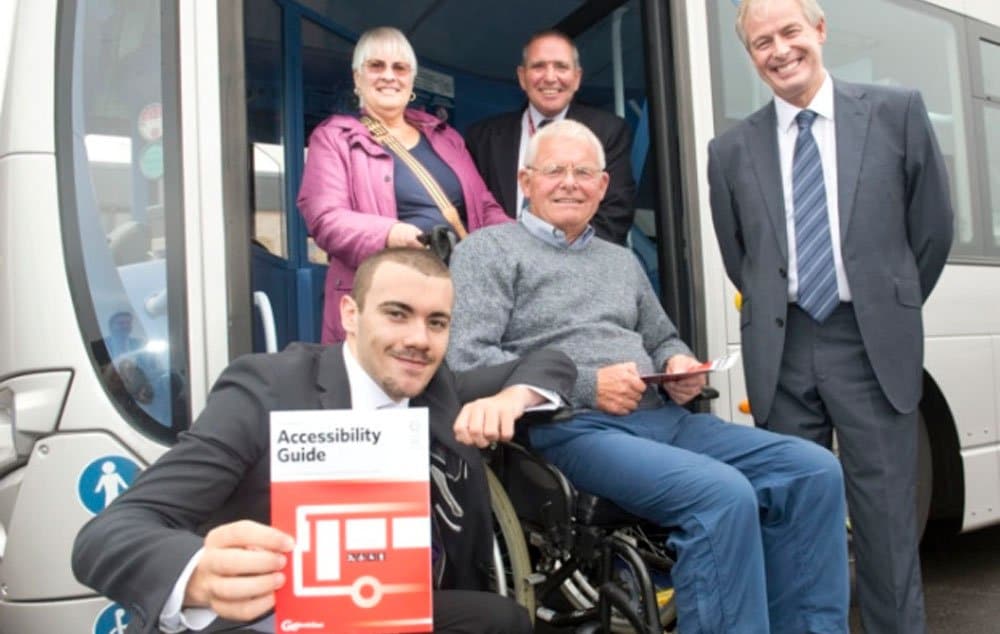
top-left (528, 405), bottom-right (849, 634)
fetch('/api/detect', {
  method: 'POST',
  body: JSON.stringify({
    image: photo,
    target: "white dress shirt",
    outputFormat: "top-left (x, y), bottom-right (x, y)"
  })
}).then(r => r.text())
top-left (160, 345), bottom-right (557, 632)
top-left (775, 71), bottom-right (852, 302)
top-left (516, 103), bottom-right (570, 216)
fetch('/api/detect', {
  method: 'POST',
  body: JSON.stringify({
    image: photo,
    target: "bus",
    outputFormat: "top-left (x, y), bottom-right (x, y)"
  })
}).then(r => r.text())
top-left (0, 0), bottom-right (998, 630)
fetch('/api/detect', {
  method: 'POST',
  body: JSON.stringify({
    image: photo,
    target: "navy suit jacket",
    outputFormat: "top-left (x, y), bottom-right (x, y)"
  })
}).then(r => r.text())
top-left (708, 79), bottom-right (953, 420)
top-left (72, 342), bottom-right (575, 633)
top-left (465, 102), bottom-right (637, 244)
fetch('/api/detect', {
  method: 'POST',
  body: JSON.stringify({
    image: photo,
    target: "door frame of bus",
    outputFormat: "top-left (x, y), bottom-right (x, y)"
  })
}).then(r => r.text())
top-left (219, 0), bottom-right (255, 359)
top-left (218, 0), bottom-right (697, 358)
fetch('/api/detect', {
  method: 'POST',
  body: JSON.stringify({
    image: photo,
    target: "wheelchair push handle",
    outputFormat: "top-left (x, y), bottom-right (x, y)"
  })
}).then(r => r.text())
top-left (417, 225), bottom-right (459, 264)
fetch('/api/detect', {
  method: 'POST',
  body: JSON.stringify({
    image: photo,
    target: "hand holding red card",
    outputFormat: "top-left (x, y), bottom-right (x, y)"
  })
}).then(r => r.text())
top-left (640, 352), bottom-right (740, 385)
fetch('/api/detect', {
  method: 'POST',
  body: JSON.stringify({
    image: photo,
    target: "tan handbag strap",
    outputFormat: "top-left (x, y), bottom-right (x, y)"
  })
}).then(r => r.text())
top-left (360, 115), bottom-right (468, 239)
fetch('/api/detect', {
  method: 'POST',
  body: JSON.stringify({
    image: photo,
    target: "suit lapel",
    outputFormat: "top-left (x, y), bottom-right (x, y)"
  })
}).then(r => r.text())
top-left (495, 110), bottom-right (523, 213)
top-left (566, 103), bottom-right (585, 125)
top-left (833, 80), bottom-right (871, 240)
top-left (746, 102), bottom-right (788, 259)
top-left (412, 371), bottom-right (480, 463)
top-left (317, 343), bottom-right (352, 409)
top-left (412, 373), bottom-right (457, 450)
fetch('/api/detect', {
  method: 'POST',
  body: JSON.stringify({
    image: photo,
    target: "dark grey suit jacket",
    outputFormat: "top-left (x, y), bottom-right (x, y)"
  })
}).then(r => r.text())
top-left (465, 103), bottom-right (637, 245)
top-left (72, 342), bottom-right (575, 633)
top-left (708, 79), bottom-right (953, 421)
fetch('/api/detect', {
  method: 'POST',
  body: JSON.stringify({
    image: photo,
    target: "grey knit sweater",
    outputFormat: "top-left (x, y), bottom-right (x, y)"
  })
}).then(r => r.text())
top-left (447, 222), bottom-right (691, 409)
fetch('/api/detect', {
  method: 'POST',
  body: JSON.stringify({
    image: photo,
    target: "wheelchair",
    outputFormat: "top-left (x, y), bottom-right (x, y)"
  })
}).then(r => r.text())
top-left (486, 437), bottom-right (678, 633)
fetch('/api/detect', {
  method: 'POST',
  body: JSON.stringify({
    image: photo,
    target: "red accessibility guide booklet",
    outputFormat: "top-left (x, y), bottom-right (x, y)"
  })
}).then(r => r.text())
top-left (270, 409), bottom-right (432, 634)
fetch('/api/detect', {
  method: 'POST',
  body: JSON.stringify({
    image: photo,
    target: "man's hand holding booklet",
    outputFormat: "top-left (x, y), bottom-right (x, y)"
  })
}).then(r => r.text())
top-left (641, 351), bottom-right (740, 384)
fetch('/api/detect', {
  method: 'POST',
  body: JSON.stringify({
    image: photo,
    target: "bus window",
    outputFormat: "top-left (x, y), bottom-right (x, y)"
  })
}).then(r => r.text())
top-left (978, 36), bottom-right (1000, 97)
top-left (254, 142), bottom-right (288, 257)
top-left (246, 0), bottom-right (289, 260)
top-left (974, 35), bottom-right (1000, 247)
top-left (57, 1), bottom-right (188, 440)
top-left (983, 105), bottom-right (1000, 246)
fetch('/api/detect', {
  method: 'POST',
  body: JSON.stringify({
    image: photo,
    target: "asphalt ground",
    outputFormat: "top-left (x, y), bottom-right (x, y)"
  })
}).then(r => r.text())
top-left (894, 522), bottom-right (1000, 634)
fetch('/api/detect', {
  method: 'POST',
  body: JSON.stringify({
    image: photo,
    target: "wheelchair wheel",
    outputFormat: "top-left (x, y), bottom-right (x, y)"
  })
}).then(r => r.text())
top-left (486, 465), bottom-right (536, 619)
top-left (558, 528), bottom-right (677, 633)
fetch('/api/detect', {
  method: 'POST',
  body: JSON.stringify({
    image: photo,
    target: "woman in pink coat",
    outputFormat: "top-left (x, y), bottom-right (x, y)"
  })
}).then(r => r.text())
top-left (297, 26), bottom-right (510, 343)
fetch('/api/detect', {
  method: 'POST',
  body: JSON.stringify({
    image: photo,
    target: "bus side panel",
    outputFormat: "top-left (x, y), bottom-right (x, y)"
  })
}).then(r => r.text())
top-left (0, 597), bottom-right (119, 634)
top-left (0, 0), bottom-right (56, 156)
top-left (924, 265), bottom-right (1000, 530)
top-left (960, 447), bottom-right (1000, 530)
top-left (0, 433), bottom-right (145, 600)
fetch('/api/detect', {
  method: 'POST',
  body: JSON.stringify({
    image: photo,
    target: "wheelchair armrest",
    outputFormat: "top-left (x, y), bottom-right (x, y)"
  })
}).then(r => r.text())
top-left (693, 386), bottom-right (720, 402)
top-left (492, 442), bottom-right (577, 548)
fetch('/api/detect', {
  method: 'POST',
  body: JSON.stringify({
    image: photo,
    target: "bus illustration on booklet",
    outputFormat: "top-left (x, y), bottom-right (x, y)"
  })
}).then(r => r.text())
top-left (270, 409), bottom-right (433, 633)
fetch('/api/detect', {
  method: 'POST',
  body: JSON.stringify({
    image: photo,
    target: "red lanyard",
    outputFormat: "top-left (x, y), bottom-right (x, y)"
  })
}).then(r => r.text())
top-left (527, 113), bottom-right (551, 136)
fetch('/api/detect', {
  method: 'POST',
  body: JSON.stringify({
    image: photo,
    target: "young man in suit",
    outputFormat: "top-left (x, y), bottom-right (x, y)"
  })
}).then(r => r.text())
top-left (72, 248), bottom-right (575, 634)
top-left (464, 30), bottom-right (636, 245)
top-left (708, 1), bottom-right (954, 631)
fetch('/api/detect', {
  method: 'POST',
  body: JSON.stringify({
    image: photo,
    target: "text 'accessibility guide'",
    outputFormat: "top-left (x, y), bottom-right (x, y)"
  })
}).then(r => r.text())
top-left (270, 408), bottom-right (432, 633)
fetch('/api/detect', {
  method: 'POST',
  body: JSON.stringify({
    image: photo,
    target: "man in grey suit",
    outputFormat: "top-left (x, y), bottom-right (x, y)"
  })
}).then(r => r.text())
top-left (708, 1), bottom-right (953, 632)
top-left (72, 248), bottom-right (575, 633)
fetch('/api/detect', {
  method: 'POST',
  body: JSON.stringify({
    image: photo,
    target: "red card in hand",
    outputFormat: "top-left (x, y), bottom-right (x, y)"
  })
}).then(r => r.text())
top-left (640, 364), bottom-right (712, 384)
top-left (640, 352), bottom-right (740, 385)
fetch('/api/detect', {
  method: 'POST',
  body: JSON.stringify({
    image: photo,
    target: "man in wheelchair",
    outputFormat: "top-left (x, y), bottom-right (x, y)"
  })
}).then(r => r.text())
top-left (447, 119), bottom-right (850, 633)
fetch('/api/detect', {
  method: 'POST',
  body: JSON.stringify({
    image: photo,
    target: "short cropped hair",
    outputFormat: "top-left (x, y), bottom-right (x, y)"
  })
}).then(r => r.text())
top-left (351, 247), bottom-right (449, 309)
top-left (352, 26), bottom-right (418, 75)
top-left (524, 119), bottom-right (606, 170)
top-left (521, 29), bottom-right (581, 69)
top-left (735, 0), bottom-right (825, 49)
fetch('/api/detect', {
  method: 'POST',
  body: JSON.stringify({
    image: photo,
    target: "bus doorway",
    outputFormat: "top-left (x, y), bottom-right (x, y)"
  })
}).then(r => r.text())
top-left (239, 0), bottom-right (694, 356)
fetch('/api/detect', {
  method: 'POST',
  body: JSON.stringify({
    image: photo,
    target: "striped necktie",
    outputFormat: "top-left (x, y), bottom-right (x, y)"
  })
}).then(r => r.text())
top-left (793, 109), bottom-right (839, 323)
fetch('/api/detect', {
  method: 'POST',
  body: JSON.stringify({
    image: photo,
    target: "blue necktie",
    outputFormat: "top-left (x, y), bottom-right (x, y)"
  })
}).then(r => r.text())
top-left (793, 109), bottom-right (839, 323)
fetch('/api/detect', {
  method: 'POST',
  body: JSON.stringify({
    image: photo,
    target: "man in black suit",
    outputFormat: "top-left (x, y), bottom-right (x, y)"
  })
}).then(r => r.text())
top-left (464, 30), bottom-right (636, 244)
top-left (72, 247), bottom-right (575, 634)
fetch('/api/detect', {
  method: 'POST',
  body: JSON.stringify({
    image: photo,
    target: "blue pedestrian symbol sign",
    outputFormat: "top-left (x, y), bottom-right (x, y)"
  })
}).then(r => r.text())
top-left (78, 455), bottom-right (140, 515)
top-left (93, 602), bottom-right (130, 634)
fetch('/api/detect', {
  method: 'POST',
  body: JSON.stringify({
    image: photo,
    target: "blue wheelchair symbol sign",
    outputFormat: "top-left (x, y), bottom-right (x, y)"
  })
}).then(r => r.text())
top-left (93, 602), bottom-right (130, 634)
top-left (78, 455), bottom-right (140, 515)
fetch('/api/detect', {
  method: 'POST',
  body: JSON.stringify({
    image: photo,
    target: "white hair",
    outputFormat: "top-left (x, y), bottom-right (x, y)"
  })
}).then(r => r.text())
top-left (352, 26), bottom-right (418, 75)
top-left (735, 0), bottom-right (825, 48)
top-left (525, 119), bottom-right (606, 169)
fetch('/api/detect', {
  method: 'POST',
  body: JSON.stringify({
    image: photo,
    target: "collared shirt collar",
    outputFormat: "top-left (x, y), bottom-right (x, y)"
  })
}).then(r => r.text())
top-left (526, 103), bottom-right (569, 129)
top-left (774, 70), bottom-right (834, 133)
top-left (519, 208), bottom-right (595, 250)
top-left (342, 344), bottom-right (409, 410)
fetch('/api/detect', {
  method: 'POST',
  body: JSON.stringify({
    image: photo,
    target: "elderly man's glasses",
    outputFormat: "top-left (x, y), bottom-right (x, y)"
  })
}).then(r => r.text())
top-left (363, 59), bottom-right (413, 76)
top-left (526, 164), bottom-right (603, 183)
